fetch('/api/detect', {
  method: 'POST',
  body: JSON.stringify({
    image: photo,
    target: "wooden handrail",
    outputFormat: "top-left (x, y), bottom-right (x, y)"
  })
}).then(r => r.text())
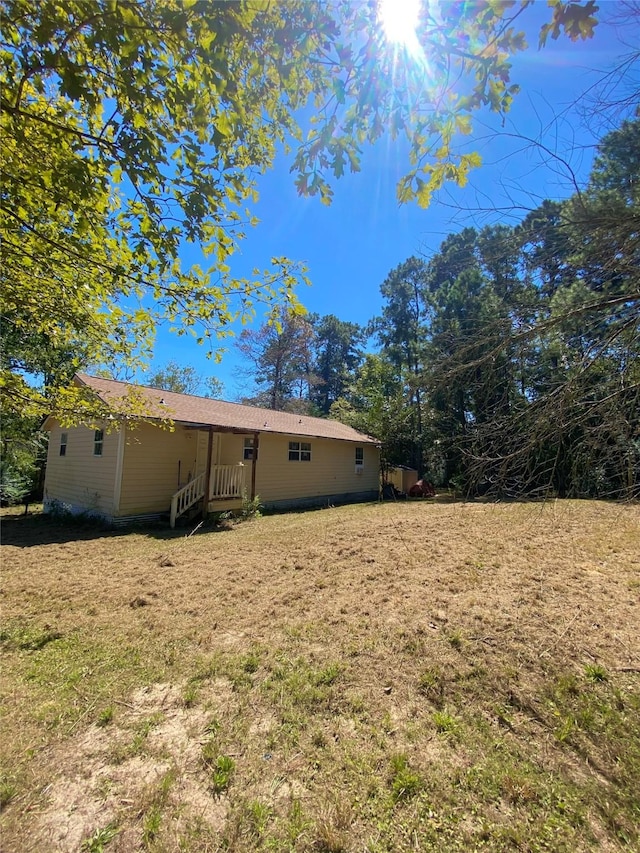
top-left (209, 464), bottom-right (245, 499)
top-left (170, 465), bottom-right (246, 527)
top-left (170, 472), bottom-right (206, 528)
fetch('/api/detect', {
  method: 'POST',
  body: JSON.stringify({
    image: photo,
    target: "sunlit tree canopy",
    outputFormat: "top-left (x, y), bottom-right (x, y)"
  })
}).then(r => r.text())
top-left (0, 0), bottom-right (599, 422)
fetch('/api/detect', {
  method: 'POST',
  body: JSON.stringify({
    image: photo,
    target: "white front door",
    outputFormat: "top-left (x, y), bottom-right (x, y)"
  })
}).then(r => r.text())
top-left (195, 430), bottom-right (217, 477)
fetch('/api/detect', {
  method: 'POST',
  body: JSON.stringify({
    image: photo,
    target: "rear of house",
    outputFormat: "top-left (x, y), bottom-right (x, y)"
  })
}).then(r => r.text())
top-left (42, 375), bottom-right (380, 525)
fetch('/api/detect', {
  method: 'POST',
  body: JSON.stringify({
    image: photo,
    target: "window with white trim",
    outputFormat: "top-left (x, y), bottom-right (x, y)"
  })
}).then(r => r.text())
top-left (289, 441), bottom-right (311, 462)
top-left (243, 437), bottom-right (257, 461)
top-left (60, 432), bottom-right (68, 456)
top-left (93, 429), bottom-right (104, 456)
top-left (355, 447), bottom-right (364, 466)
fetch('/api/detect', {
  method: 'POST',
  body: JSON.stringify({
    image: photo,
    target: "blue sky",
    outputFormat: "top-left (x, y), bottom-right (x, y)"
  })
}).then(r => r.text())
top-left (145, 3), bottom-right (639, 401)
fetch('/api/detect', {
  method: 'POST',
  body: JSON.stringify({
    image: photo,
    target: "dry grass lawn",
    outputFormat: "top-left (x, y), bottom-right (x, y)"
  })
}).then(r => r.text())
top-left (1, 498), bottom-right (639, 852)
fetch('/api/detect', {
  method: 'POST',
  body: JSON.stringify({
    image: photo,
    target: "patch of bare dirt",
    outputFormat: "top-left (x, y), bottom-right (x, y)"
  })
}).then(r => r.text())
top-left (16, 682), bottom-right (231, 853)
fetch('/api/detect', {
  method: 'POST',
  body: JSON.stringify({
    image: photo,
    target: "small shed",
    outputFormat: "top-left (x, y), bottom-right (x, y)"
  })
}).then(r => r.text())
top-left (385, 466), bottom-right (419, 494)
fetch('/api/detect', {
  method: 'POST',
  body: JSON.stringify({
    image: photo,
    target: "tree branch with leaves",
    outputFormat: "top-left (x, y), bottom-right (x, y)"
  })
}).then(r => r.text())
top-left (1, 0), bottom-right (599, 423)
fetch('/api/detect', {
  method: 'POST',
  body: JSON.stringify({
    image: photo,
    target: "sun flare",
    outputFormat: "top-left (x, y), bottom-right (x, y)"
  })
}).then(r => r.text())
top-left (378, 0), bottom-right (421, 46)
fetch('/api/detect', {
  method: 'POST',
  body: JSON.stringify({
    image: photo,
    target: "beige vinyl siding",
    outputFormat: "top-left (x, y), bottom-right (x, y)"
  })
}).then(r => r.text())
top-left (44, 421), bottom-right (118, 515)
top-left (44, 417), bottom-right (379, 520)
top-left (118, 423), bottom-right (201, 516)
top-left (218, 433), bottom-right (246, 466)
top-left (252, 434), bottom-right (379, 503)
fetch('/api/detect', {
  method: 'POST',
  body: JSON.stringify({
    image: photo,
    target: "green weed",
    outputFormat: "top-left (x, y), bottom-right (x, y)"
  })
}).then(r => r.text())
top-left (18, 634), bottom-right (159, 737)
top-left (433, 710), bottom-right (460, 737)
top-left (242, 652), bottom-right (260, 673)
top-left (244, 799), bottom-right (273, 839)
top-left (447, 630), bottom-right (463, 650)
top-left (142, 804), bottom-right (162, 847)
top-left (418, 666), bottom-right (445, 706)
top-left (314, 663), bottom-right (343, 686)
top-left (96, 706), bottom-right (114, 727)
top-left (389, 753), bottom-right (422, 803)
top-left (311, 728), bottom-right (328, 748)
top-left (209, 755), bottom-right (235, 796)
top-left (584, 663), bottom-right (608, 683)
top-left (555, 715), bottom-right (575, 743)
top-left (240, 490), bottom-right (262, 520)
top-left (81, 822), bottom-right (120, 852)
top-left (285, 798), bottom-right (310, 845)
top-left (381, 711), bottom-right (395, 734)
top-left (140, 769), bottom-right (175, 849)
top-left (204, 716), bottom-right (221, 737)
top-left (182, 682), bottom-right (198, 707)
top-left (0, 774), bottom-right (16, 810)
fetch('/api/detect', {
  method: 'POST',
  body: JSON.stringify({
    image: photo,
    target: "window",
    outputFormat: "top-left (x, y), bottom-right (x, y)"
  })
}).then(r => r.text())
top-left (60, 433), bottom-right (68, 456)
top-left (93, 429), bottom-right (104, 456)
top-left (355, 447), bottom-right (364, 466)
top-left (289, 441), bottom-right (311, 462)
top-left (243, 437), bottom-right (258, 461)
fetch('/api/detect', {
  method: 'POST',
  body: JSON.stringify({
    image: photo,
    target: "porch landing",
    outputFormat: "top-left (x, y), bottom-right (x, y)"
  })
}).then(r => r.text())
top-left (170, 464), bottom-right (246, 527)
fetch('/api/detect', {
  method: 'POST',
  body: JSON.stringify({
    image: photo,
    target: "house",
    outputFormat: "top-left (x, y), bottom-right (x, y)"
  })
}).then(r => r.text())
top-left (42, 374), bottom-right (380, 526)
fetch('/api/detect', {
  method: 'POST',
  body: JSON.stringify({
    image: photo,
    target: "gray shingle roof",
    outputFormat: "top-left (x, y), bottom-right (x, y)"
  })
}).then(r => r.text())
top-left (75, 374), bottom-right (378, 444)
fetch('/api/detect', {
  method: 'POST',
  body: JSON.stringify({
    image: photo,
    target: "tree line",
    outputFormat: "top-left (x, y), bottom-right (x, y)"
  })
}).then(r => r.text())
top-left (236, 119), bottom-right (640, 500)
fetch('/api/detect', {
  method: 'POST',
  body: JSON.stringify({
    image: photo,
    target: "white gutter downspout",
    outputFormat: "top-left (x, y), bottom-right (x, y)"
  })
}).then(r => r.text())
top-left (112, 424), bottom-right (126, 517)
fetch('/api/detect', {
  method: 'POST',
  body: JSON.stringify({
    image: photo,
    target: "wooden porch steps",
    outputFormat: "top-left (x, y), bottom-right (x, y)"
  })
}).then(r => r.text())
top-left (169, 464), bottom-right (246, 528)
